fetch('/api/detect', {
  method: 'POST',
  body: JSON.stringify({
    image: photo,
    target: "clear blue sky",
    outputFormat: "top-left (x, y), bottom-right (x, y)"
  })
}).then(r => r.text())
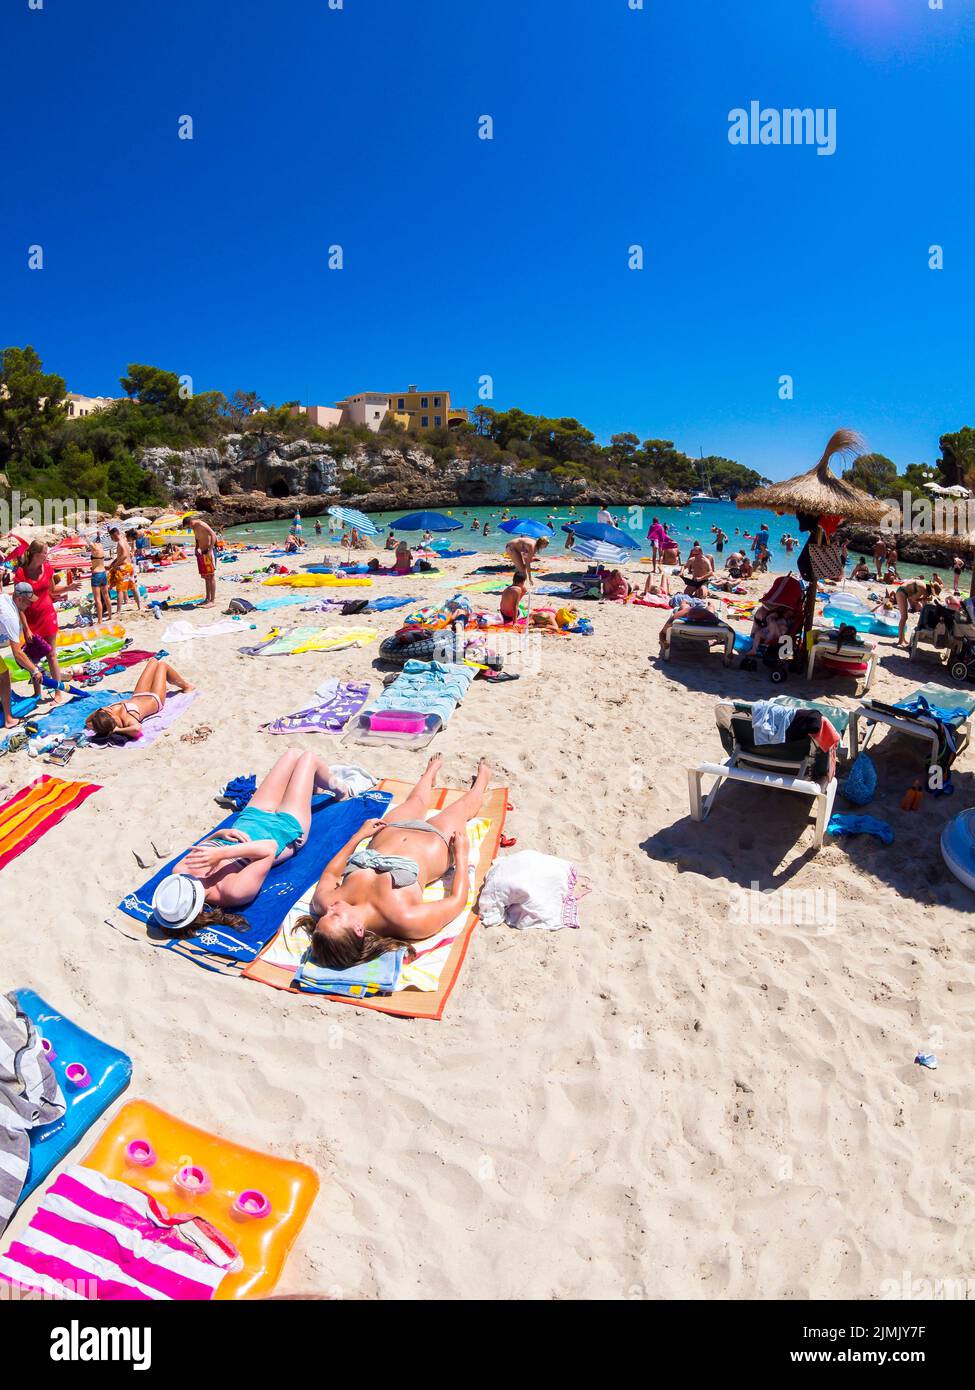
top-left (3, 0), bottom-right (973, 480)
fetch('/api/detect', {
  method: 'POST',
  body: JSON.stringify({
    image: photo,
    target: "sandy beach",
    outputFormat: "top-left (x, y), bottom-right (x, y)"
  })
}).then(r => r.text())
top-left (1, 544), bottom-right (973, 1301)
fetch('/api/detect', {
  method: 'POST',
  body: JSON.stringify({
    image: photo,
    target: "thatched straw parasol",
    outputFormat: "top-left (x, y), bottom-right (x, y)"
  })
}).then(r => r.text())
top-left (737, 428), bottom-right (888, 632)
top-left (736, 429), bottom-right (886, 522)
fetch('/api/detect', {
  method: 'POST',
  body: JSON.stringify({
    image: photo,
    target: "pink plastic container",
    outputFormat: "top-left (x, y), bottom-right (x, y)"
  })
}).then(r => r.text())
top-left (41, 1037), bottom-right (56, 1062)
top-left (370, 710), bottom-right (426, 734)
top-left (65, 1063), bottom-right (90, 1090)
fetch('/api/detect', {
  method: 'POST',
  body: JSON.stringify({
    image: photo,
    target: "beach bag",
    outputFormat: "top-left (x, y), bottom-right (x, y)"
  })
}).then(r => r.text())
top-left (227, 597), bottom-right (255, 614)
top-left (798, 540), bottom-right (843, 583)
top-left (840, 752), bottom-right (877, 806)
top-left (341, 599), bottom-right (369, 616)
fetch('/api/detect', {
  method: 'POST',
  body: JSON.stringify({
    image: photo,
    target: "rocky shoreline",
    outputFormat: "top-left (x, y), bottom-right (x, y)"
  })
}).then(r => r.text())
top-left (133, 433), bottom-right (690, 528)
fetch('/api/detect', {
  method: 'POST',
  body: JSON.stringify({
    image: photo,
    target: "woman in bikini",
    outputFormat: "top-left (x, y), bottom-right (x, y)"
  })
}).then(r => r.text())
top-left (151, 749), bottom-right (353, 929)
top-left (85, 659), bottom-right (194, 741)
top-left (296, 754), bottom-right (491, 971)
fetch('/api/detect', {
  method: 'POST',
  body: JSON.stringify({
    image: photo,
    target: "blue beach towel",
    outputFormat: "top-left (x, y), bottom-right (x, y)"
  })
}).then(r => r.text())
top-left (364, 659), bottom-right (475, 728)
top-left (117, 789), bottom-right (393, 967)
top-left (293, 946), bottom-right (407, 998)
top-left (27, 690), bottom-right (133, 739)
top-left (827, 813), bottom-right (894, 845)
top-left (367, 595), bottom-right (419, 612)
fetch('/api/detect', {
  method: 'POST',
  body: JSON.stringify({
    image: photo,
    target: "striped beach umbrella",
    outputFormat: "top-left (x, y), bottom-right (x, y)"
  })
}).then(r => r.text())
top-left (570, 534), bottom-right (633, 566)
top-left (326, 506), bottom-right (380, 537)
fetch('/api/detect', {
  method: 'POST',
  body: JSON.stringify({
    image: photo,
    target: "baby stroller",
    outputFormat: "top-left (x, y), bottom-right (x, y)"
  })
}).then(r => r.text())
top-left (738, 574), bottom-right (806, 684)
top-left (910, 598), bottom-right (975, 680)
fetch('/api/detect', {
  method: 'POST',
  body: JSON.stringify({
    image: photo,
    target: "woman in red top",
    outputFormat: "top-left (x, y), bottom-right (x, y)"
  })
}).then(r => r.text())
top-left (14, 540), bottom-right (69, 700)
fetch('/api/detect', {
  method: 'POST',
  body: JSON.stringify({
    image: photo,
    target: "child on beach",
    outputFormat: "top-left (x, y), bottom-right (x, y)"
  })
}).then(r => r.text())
top-left (107, 526), bottom-right (141, 614)
top-left (89, 538), bottom-right (111, 620)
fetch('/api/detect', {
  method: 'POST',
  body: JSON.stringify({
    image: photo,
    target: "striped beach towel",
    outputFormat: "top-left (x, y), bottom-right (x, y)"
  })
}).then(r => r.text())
top-left (0, 1166), bottom-right (240, 1301)
top-left (0, 776), bottom-right (101, 873)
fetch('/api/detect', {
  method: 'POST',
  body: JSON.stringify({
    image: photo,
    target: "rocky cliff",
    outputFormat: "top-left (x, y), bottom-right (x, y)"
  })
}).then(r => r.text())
top-left (138, 434), bottom-right (690, 527)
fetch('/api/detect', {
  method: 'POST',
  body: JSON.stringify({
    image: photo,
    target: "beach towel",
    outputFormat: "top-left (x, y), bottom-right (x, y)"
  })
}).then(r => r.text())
top-left (0, 1165), bottom-right (240, 1301)
top-left (117, 790), bottom-right (393, 968)
top-left (249, 595), bottom-right (317, 612)
top-left (294, 947), bottom-right (408, 998)
top-left (364, 659), bottom-right (474, 727)
top-left (0, 776), bottom-right (101, 873)
top-left (106, 690), bottom-right (199, 748)
top-left (162, 618), bottom-right (241, 642)
top-left (244, 783), bottom-right (506, 1019)
top-left (25, 690), bottom-right (131, 740)
top-left (240, 626), bottom-right (377, 657)
top-left (260, 681), bottom-right (369, 735)
top-left (10, 692), bottom-right (39, 720)
top-left (366, 595), bottom-right (419, 612)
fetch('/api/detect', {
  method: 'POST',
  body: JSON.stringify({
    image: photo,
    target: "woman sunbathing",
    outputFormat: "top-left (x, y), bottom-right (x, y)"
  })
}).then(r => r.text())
top-left (297, 754), bottom-right (490, 970)
top-left (152, 749), bottom-right (352, 928)
top-left (85, 659), bottom-right (194, 741)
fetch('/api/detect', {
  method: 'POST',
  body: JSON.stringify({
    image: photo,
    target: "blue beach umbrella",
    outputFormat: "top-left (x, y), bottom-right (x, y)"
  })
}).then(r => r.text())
top-left (326, 506), bottom-right (380, 537)
top-left (563, 520), bottom-right (641, 550)
top-left (391, 511), bottom-right (462, 532)
top-left (497, 517), bottom-right (555, 539)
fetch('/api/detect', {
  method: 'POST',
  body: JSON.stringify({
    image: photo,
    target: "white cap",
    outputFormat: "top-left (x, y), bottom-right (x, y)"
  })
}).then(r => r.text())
top-left (151, 874), bottom-right (204, 930)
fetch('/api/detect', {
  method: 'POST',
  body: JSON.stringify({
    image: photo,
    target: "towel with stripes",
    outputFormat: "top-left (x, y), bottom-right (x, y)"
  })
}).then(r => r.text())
top-left (0, 1166), bottom-right (241, 1300)
top-left (0, 775), bottom-right (101, 873)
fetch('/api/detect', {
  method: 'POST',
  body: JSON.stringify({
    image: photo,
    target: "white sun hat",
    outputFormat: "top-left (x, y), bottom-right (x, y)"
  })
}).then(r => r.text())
top-left (151, 874), bottom-right (204, 930)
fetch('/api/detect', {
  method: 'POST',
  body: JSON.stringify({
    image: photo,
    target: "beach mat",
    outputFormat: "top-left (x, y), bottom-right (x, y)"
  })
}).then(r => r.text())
top-left (117, 789), bottom-right (393, 969)
top-left (12, 988), bottom-right (132, 1204)
top-left (106, 690), bottom-right (200, 748)
top-left (0, 776), bottom-right (101, 873)
top-left (26, 690), bottom-right (130, 739)
top-left (244, 781), bottom-right (507, 1019)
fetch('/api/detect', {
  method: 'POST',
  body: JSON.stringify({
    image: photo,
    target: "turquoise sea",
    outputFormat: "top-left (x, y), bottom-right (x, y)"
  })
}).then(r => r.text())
top-left (226, 500), bottom-right (932, 578)
top-left (226, 501), bottom-right (797, 556)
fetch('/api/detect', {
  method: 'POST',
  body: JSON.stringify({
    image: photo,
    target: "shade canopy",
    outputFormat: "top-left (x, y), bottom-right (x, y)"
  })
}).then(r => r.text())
top-left (326, 505), bottom-right (380, 536)
top-left (391, 511), bottom-right (462, 532)
top-left (571, 535), bottom-right (633, 566)
top-left (498, 517), bottom-right (554, 538)
top-left (735, 429), bottom-right (887, 524)
top-left (563, 519), bottom-right (641, 550)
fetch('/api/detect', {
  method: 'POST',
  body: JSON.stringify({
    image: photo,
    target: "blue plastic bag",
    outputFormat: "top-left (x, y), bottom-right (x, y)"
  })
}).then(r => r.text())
top-left (840, 752), bottom-right (877, 806)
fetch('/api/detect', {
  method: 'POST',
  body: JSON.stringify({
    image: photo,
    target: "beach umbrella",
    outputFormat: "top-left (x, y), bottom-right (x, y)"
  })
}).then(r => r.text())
top-left (391, 510), bottom-right (462, 532)
top-left (327, 504), bottom-right (380, 562)
top-left (736, 428), bottom-right (888, 632)
top-left (326, 505), bottom-right (380, 537)
top-left (563, 519), bottom-right (641, 550)
top-left (571, 534), bottom-right (633, 566)
top-left (498, 517), bottom-right (554, 539)
top-left (120, 515), bottom-right (153, 529)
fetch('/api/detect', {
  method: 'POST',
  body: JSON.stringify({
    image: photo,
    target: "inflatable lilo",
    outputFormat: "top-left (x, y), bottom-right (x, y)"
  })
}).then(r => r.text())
top-left (81, 1100), bottom-right (318, 1298)
top-left (941, 809), bottom-right (975, 892)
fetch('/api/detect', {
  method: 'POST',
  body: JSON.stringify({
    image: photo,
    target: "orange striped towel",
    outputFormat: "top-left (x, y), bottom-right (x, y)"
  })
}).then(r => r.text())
top-left (0, 775), bottom-right (100, 872)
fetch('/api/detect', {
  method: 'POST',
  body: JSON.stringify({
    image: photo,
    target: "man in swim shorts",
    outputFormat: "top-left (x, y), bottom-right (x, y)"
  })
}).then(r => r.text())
top-left (187, 515), bottom-right (218, 607)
